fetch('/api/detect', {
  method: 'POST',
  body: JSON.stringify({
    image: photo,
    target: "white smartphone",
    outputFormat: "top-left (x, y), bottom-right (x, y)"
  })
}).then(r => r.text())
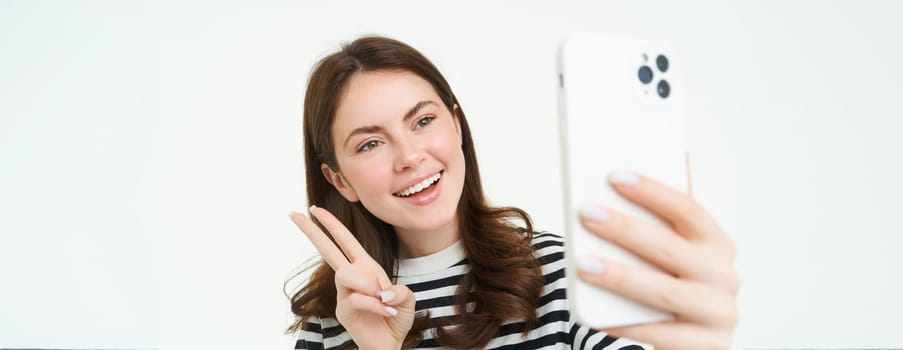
top-left (557, 34), bottom-right (689, 328)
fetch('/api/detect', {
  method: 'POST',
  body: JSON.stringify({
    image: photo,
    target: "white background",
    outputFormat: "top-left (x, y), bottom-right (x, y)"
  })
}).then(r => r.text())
top-left (2, 1), bottom-right (902, 349)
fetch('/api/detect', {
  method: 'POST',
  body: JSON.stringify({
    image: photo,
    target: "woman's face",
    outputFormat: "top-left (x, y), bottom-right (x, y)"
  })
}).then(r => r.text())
top-left (324, 69), bottom-right (466, 236)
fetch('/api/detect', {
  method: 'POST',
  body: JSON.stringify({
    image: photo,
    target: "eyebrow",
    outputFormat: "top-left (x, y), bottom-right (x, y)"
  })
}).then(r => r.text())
top-left (342, 100), bottom-right (439, 149)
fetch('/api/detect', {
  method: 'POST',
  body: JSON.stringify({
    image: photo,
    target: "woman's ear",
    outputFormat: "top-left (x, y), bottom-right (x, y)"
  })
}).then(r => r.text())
top-left (321, 163), bottom-right (359, 202)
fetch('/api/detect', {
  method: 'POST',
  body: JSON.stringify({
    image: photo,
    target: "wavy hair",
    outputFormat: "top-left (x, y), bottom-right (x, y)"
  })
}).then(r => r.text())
top-left (287, 36), bottom-right (544, 349)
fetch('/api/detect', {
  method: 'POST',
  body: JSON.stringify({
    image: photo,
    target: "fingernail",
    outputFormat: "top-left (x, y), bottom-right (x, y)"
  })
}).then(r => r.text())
top-left (579, 205), bottom-right (609, 223)
top-left (309, 205), bottom-right (318, 212)
top-left (288, 211), bottom-right (296, 219)
top-left (608, 170), bottom-right (639, 186)
top-left (385, 306), bottom-right (398, 317)
top-left (577, 257), bottom-right (605, 275)
top-left (379, 290), bottom-right (396, 303)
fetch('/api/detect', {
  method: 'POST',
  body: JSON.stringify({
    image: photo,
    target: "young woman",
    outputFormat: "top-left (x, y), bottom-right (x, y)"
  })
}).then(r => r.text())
top-left (288, 36), bottom-right (738, 350)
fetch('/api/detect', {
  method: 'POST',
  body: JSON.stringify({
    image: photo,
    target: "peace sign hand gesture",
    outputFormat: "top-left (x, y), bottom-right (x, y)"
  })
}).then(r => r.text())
top-left (290, 206), bottom-right (415, 350)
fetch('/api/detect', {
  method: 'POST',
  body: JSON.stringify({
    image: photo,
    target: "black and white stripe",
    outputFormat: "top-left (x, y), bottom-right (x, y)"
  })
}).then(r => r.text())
top-left (294, 232), bottom-right (648, 350)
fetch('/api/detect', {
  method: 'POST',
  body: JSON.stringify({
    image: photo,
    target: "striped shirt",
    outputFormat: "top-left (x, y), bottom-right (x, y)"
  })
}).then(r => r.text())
top-left (294, 232), bottom-right (648, 350)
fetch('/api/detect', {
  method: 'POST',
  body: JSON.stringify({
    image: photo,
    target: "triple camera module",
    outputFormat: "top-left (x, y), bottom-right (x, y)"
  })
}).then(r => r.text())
top-left (638, 54), bottom-right (670, 99)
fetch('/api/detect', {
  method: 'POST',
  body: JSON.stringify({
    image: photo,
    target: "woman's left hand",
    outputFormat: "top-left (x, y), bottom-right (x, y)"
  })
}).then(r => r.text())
top-left (577, 171), bottom-right (739, 350)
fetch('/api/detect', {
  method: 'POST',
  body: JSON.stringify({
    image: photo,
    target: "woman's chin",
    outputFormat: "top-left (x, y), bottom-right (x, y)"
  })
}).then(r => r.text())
top-left (393, 214), bottom-right (458, 237)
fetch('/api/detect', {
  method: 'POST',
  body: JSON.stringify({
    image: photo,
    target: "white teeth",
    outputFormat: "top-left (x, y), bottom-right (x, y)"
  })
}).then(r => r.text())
top-left (397, 173), bottom-right (441, 197)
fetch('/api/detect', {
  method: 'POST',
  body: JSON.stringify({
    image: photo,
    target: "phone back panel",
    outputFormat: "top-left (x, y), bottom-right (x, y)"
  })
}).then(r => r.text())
top-left (558, 34), bottom-right (688, 328)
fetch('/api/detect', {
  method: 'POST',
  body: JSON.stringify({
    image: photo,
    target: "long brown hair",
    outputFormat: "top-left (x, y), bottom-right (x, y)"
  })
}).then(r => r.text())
top-left (288, 36), bottom-right (544, 349)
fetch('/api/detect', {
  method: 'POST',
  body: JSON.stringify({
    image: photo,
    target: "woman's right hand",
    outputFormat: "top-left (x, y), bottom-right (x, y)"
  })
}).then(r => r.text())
top-left (290, 206), bottom-right (415, 350)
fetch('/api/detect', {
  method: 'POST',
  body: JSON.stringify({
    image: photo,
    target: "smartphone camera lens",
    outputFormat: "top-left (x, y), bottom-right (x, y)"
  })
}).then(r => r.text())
top-left (657, 79), bottom-right (671, 98)
top-left (638, 66), bottom-right (653, 84)
top-left (656, 54), bottom-right (669, 73)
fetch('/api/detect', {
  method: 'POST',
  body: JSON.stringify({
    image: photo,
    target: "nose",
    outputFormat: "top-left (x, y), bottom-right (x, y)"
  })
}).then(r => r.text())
top-left (393, 136), bottom-right (424, 172)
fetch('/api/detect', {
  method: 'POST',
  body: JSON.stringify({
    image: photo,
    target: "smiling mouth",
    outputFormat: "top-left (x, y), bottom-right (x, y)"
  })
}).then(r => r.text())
top-left (393, 171), bottom-right (442, 197)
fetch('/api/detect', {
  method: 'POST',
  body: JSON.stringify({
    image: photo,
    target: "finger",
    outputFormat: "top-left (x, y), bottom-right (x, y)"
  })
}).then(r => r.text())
top-left (377, 284), bottom-right (415, 309)
top-left (577, 258), bottom-right (737, 326)
top-left (309, 205), bottom-right (371, 263)
top-left (608, 171), bottom-right (724, 244)
top-left (603, 322), bottom-right (733, 350)
top-left (334, 265), bottom-right (380, 297)
top-left (289, 211), bottom-right (349, 270)
top-left (344, 292), bottom-right (399, 318)
top-left (579, 205), bottom-right (706, 279)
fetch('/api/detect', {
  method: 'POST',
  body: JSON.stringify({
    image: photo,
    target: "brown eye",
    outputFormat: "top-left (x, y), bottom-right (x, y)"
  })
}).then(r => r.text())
top-left (415, 115), bottom-right (435, 128)
top-left (358, 140), bottom-right (381, 152)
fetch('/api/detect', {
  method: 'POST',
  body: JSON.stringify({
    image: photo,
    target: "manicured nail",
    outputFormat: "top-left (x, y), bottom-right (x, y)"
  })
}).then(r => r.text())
top-left (385, 306), bottom-right (398, 317)
top-left (288, 211), bottom-right (296, 219)
top-left (309, 204), bottom-right (318, 212)
top-left (579, 205), bottom-right (609, 223)
top-left (379, 290), bottom-right (396, 303)
top-left (608, 170), bottom-right (639, 186)
top-left (578, 257), bottom-right (605, 275)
